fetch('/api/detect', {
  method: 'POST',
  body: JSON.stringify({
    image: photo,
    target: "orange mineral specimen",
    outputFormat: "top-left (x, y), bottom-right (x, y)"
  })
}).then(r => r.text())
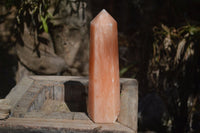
top-left (88, 9), bottom-right (120, 123)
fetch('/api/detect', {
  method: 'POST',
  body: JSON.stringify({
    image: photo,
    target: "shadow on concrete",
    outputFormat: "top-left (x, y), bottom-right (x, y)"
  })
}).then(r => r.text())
top-left (64, 81), bottom-right (87, 113)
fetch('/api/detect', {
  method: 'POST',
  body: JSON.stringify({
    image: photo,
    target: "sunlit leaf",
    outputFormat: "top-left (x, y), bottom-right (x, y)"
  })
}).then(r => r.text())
top-left (120, 65), bottom-right (133, 76)
top-left (41, 16), bottom-right (48, 32)
top-left (48, 12), bottom-right (53, 18)
top-left (189, 26), bottom-right (197, 35)
top-left (188, 26), bottom-right (200, 35)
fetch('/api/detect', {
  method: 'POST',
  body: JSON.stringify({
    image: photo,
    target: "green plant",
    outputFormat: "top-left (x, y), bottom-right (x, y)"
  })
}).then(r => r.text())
top-left (16, 0), bottom-right (52, 33)
top-left (148, 24), bottom-right (200, 132)
top-left (10, 0), bottom-right (87, 56)
top-left (15, 0), bottom-right (87, 33)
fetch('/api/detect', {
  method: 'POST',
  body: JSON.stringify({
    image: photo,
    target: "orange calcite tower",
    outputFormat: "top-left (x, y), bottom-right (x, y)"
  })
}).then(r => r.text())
top-left (88, 9), bottom-right (120, 123)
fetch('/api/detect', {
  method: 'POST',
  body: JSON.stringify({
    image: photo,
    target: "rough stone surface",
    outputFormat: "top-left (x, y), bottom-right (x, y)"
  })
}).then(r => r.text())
top-left (0, 105), bottom-right (11, 114)
top-left (0, 99), bottom-right (10, 105)
top-left (1, 76), bottom-right (138, 133)
top-left (118, 79), bottom-right (138, 132)
top-left (0, 113), bottom-right (9, 120)
top-left (0, 118), bottom-right (134, 133)
top-left (41, 100), bottom-right (70, 113)
top-left (0, 99), bottom-right (11, 120)
top-left (6, 76), bottom-right (34, 112)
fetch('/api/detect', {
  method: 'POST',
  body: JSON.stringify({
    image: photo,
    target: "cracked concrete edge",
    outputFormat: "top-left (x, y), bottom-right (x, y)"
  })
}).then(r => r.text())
top-left (5, 76), bottom-right (138, 132)
top-left (6, 76), bottom-right (34, 114)
top-left (0, 118), bottom-right (134, 133)
top-left (118, 79), bottom-right (138, 131)
top-left (29, 75), bottom-right (137, 85)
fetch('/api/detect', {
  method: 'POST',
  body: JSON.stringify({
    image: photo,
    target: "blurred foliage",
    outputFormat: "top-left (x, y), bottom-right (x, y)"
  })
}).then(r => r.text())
top-left (13, 0), bottom-right (86, 32)
top-left (120, 64), bottom-right (134, 77)
top-left (4, 0), bottom-right (87, 56)
top-left (16, 0), bottom-right (52, 33)
top-left (148, 24), bottom-right (200, 132)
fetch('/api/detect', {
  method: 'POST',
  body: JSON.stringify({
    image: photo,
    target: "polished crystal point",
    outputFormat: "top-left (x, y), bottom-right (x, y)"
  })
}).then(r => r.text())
top-left (88, 9), bottom-right (120, 123)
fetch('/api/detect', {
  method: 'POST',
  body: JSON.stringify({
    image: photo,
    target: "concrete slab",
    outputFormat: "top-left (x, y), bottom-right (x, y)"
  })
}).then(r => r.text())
top-left (1, 76), bottom-right (138, 133)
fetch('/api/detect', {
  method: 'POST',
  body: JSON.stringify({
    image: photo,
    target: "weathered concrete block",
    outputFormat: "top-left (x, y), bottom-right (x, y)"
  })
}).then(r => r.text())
top-left (6, 77), bottom-right (34, 112)
top-left (0, 76), bottom-right (138, 133)
top-left (0, 99), bottom-right (11, 120)
top-left (118, 79), bottom-right (138, 131)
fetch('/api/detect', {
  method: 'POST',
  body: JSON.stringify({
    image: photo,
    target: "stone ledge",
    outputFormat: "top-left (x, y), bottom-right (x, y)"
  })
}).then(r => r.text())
top-left (0, 118), bottom-right (134, 133)
top-left (3, 76), bottom-right (138, 133)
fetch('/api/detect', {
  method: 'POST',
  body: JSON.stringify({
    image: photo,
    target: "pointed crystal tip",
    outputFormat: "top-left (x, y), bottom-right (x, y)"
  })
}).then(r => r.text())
top-left (101, 9), bottom-right (107, 13)
top-left (90, 9), bottom-right (116, 25)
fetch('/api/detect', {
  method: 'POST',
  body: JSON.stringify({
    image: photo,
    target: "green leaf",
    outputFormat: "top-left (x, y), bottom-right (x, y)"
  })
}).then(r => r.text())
top-left (189, 26), bottom-right (200, 35)
top-left (47, 12), bottom-right (53, 18)
top-left (120, 65), bottom-right (133, 76)
top-left (39, 25), bottom-right (43, 30)
top-left (41, 16), bottom-right (48, 33)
